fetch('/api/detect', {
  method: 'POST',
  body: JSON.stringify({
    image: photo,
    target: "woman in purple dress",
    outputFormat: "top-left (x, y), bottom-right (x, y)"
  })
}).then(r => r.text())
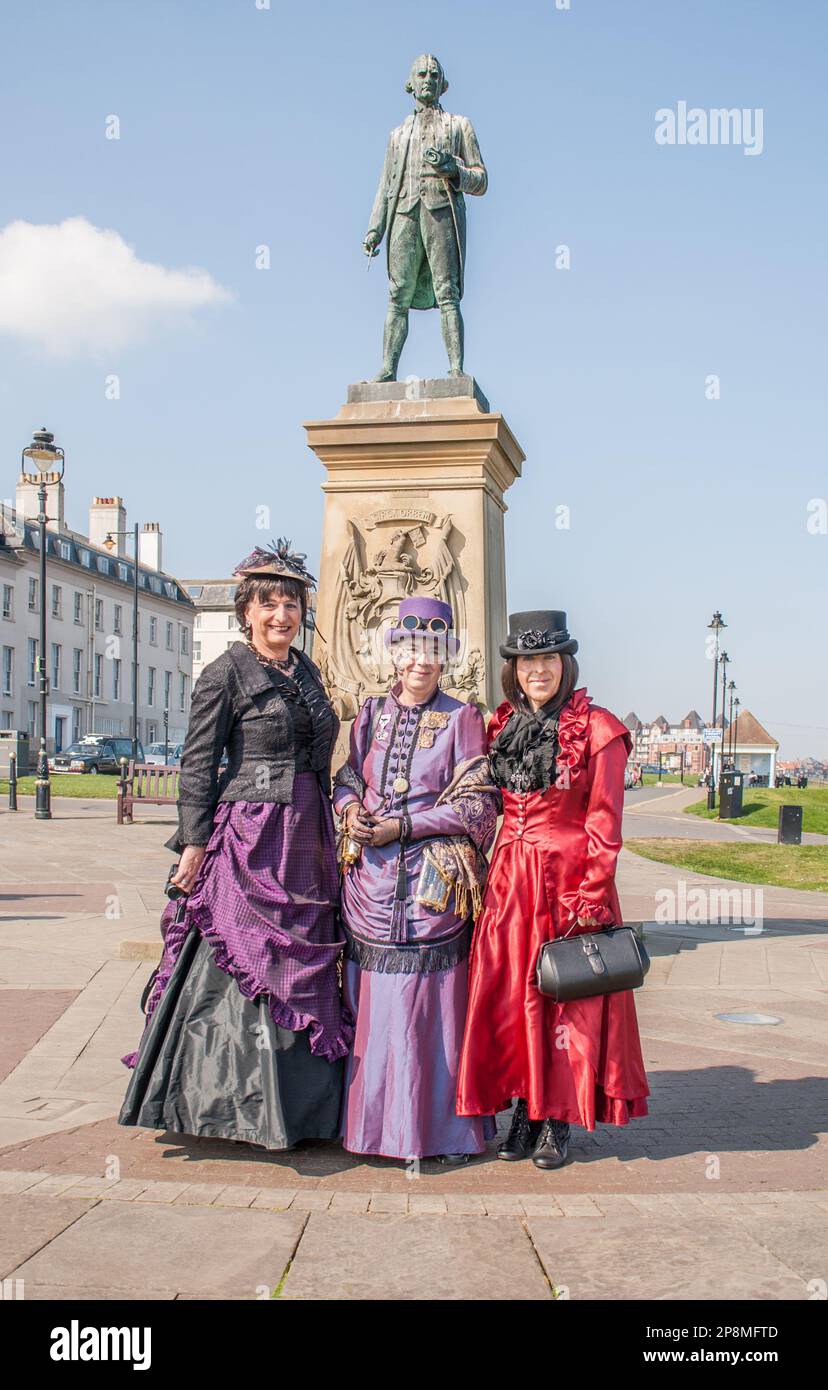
top-left (119, 542), bottom-right (352, 1150)
top-left (332, 597), bottom-right (500, 1164)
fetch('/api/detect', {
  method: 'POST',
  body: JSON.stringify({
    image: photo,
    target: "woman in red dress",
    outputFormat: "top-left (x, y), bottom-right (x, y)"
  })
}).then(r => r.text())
top-left (456, 610), bottom-right (649, 1169)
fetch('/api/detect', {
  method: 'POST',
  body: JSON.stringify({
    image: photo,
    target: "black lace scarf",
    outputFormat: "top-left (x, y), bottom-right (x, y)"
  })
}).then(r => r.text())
top-left (489, 702), bottom-right (560, 793)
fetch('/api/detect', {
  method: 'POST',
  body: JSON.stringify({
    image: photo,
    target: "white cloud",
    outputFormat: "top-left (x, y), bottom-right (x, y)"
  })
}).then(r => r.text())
top-left (0, 216), bottom-right (232, 358)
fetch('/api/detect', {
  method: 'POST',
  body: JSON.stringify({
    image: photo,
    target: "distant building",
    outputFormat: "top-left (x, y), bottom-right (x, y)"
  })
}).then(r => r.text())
top-left (624, 709), bottom-right (713, 775)
top-left (182, 578), bottom-right (317, 686)
top-left (714, 710), bottom-right (778, 784)
top-left (1, 476), bottom-right (194, 756)
top-left (624, 706), bottom-right (779, 783)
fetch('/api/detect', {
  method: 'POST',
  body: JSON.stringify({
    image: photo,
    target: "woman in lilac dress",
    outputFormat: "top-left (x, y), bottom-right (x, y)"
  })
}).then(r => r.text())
top-left (119, 542), bottom-right (352, 1150)
top-left (333, 597), bottom-right (500, 1163)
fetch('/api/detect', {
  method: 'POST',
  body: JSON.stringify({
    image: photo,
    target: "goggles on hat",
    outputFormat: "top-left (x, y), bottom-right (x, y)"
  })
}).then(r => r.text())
top-left (399, 614), bottom-right (450, 634)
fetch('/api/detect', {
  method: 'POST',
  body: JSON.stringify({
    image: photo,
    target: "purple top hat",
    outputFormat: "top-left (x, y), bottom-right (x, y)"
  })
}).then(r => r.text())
top-left (385, 596), bottom-right (460, 657)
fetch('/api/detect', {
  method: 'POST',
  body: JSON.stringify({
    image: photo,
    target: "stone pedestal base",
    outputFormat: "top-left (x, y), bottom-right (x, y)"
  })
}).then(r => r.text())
top-left (304, 379), bottom-right (523, 722)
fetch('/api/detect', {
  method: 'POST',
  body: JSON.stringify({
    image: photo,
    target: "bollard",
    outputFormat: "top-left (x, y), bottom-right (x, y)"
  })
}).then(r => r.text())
top-left (8, 753), bottom-right (18, 811)
top-left (117, 756), bottom-right (128, 825)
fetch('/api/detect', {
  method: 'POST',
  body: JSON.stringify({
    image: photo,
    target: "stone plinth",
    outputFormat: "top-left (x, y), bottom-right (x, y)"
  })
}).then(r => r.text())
top-left (304, 381), bottom-right (524, 721)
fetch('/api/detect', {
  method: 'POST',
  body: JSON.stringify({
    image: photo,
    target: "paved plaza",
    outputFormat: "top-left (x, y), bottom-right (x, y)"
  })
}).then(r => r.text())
top-left (0, 787), bottom-right (826, 1300)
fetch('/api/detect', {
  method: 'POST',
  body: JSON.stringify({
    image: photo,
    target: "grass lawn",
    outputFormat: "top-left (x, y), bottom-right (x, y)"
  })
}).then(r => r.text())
top-left (684, 786), bottom-right (828, 835)
top-left (641, 773), bottom-right (693, 785)
top-left (0, 773), bottom-right (120, 799)
top-left (629, 838), bottom-right (828, 892)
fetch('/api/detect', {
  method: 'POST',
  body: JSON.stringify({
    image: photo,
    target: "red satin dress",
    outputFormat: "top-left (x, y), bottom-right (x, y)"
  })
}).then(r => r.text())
top-left (456, 690), bottom-right (650, 1129)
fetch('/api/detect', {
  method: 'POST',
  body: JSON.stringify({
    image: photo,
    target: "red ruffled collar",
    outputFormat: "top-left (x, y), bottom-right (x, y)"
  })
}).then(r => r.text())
top-left (554, 687), bottom-right (592, 788)
top-left (489, 688), bottom-right (593, 790)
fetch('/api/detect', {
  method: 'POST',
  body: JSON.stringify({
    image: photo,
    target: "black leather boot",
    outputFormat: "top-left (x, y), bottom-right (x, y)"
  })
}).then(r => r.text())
top-left (497, 1099), bottom-right (542, 1161)
top-left (532, 1117), bottom-right (571, 1169)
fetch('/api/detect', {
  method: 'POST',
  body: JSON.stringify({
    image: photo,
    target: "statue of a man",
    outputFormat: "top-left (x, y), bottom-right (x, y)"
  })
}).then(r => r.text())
top-left (363, 54), bottom-right (488, 382)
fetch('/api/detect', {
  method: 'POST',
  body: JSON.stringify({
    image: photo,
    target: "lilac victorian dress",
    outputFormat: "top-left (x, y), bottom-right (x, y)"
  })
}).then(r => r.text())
top-left (333, 684), bottom-right (500, 1159)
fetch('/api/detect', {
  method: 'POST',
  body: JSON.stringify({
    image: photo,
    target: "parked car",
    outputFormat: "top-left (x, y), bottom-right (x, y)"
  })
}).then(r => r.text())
top-left (51, 736), bottom-right (145, 774)
top-left (144, 742), bottom-right (184, 766)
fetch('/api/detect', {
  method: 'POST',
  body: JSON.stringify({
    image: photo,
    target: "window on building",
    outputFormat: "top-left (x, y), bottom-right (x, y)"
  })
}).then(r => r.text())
top-left (72, 707), bottom-right (82, 741)
top-left (179, 672), bottom-right (188, 713)
top-left (51, 584), bottom-right (62, 618)
top-left (60, 540), bottom-right (72, 561)
top-left (163, 669), bottom-right (172, 711)
top-left (113, 657), bottom-right (121, 702)
top-left (51, 643), bottom-right (61, 691)
top-left (73, 591), bottom-right (83, 624)
top-left (165, 621), bottom-right (173, 651)
top-left (180, 626), bottom-right (189, 656)
top-left (72, 648), bottom-right (83, 695)
top-left (118, 562), bottom-right (129, 583)
top-left (1, 710), bottom-right (13, 730)
top-left (148, 667), bottom-right (156, 706)
top-left (193, 641), bottom-right (202, 662)
top-left (114, 604), bottom-right (122, 635)
top-left (28, 577), bottom-right (38, 612)
top-left (1, 646), bottom-right (12, 697)
top-left (27, 637), bottom-right (38, 686)
top-left (195, 614), bottom-right (202, 629)
top-left (94, 653), bottom-right (103, 698)
top-left (94, 598), bottom-right (103, 631)
top-left (2, 585), bottom-right (12, 620)
top-left (27, 701), bottom-right (37, 739)
top-left (149, 616), bottom-right (158, 645)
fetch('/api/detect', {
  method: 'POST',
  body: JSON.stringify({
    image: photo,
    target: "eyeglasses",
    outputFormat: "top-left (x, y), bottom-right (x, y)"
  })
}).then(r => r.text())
top-left (399, 614), bottom-right (450, 634)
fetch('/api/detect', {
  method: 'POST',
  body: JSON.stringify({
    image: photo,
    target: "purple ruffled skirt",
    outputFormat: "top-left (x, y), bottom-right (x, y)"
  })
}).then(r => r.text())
top-left (119, 774), bottom-right (352, 1149)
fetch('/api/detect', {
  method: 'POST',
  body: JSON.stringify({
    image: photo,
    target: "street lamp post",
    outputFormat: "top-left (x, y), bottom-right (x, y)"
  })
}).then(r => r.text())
top-left (731, 692), bottom-right (741, 767)
top-left (716, 650), bottom-right (730, 788)
top-left (706, 611), bottom-right (726, 808)
top-left (727, 680), bottom-right (737, 767)
top-left (21, 428), bottom-right (65, 821)
top-left (104, 522), bottom-right (140, 760)
top-left (163, 706), bottom-right (169, 765)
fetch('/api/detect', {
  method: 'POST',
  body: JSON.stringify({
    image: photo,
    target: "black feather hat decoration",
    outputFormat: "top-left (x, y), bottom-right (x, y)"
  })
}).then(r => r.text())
top-left (233, 538), bottom-right (317, 587)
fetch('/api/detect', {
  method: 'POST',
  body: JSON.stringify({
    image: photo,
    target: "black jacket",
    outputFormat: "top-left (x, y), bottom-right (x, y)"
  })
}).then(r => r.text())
top-left (168, 642), bottom-right (339, 852)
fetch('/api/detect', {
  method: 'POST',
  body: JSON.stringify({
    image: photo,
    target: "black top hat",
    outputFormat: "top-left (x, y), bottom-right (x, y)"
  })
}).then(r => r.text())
top-left (500, 610), bottom-right (578, 659)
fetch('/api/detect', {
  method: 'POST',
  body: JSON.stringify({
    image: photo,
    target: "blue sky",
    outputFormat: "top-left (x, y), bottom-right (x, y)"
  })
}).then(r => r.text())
top-left (1, 0), bottom-right (826, 756)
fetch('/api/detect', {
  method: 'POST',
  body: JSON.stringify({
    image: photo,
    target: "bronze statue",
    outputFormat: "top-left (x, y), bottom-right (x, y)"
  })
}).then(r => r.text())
top-left (363, 54), bottom-right (488, 381)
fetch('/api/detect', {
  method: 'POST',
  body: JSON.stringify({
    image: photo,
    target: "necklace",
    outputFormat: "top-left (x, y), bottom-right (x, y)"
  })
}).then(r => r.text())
top-left (247, 641), bottom-right (295, 675)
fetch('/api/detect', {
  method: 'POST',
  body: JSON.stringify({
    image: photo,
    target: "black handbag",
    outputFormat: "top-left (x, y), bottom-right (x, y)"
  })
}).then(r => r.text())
top-left (535, 923), bottom-right (650, 1002)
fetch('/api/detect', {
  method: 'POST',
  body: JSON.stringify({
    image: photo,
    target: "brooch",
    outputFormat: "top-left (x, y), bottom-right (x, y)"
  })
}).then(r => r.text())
top-left (375, 711), bottom-right (393, 743)
top-left (417, 710), bottom-right (450, 749)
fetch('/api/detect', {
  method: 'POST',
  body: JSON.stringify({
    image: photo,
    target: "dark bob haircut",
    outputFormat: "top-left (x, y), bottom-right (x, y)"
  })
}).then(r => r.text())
top-left (234, 574), bottom-right (308, 636)
top-left (501, 652), bottom-right (580, 715)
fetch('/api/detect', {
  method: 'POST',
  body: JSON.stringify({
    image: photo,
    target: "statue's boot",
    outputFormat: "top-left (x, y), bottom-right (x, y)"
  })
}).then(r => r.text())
top-left (441, 305), bottom-right (465, 376)
top-left (373, 307), bottom-right (409, 382)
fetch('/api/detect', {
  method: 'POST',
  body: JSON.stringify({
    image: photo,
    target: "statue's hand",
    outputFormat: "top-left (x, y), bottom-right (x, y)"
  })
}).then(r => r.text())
top-left (424, 147), bottom-right (458, 179)
top-left (363, 231), bottom-right (381, 258)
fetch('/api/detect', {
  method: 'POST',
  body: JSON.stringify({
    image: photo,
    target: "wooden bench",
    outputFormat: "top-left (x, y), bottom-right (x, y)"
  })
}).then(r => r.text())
top-left (117, 758), bottom-right (180, 825)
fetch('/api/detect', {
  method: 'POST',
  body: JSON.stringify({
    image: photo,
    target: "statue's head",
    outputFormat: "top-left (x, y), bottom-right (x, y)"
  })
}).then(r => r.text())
top-left (405, 54), bottom-right (448, 106)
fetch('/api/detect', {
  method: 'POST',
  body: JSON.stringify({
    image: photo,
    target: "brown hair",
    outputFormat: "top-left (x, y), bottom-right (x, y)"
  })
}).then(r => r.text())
top-left (234, 575), bottom-right (308, 637)
top-left (501, 653), bottom-right (580, 715)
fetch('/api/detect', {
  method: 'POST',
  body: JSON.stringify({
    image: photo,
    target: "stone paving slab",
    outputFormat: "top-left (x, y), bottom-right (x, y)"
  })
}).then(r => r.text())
top-left (0, 1194), bottom-right (91, 1279)
top-left (9, 1198), bottom-right (308, 1299)
top-left (526, 1213), bottom-right (817, 1300)
top-left (280, 1211), bottom-right (552, 1300)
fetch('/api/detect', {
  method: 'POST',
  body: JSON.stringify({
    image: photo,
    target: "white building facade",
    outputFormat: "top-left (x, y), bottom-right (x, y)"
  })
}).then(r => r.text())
top-left (0, 477), bottom-right (194, 764)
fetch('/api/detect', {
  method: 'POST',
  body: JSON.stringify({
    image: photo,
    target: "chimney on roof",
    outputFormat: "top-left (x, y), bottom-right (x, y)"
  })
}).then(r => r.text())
top-left (138, 522), bottom-right (162, 572)
top-left (89, 497), bottom-right (126, 554)
top-left (16, 471), bottom-right (65, 531)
